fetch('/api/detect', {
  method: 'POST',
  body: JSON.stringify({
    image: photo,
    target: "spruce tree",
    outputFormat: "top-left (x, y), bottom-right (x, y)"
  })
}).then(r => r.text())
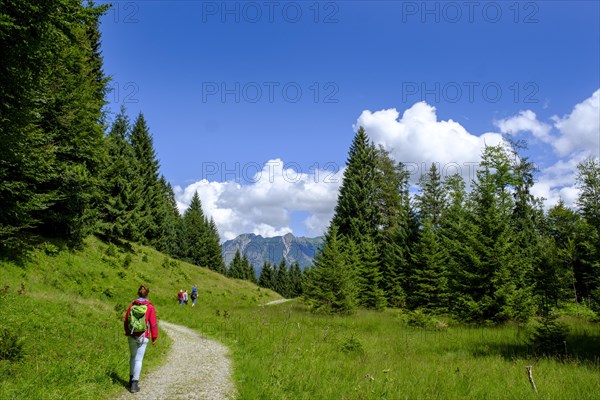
top-left (98, 107), bottom-right (140, 242)
top-left (129, 113), bottom-right (161, 243)
top-left (242, 253), bottom-right (257, 283)
top-left (275, 260), bottom-right (290, 297)
top-left (182, 192), bottom-right (207, 266)
top-left (576, 158), bottom-right (600, 233)
top-left (205, 218), bottom-right (226, 273)
top-left (331, 127), bottom-right (379, 242)
top-left (37, 2), bottom-right (108, 244)
top-left (410, 163), bottom-right (449, 312)
top-left (410, 219), bottom-right (449, 313)
top-left (439, 174), bottom-right (480, 316)
top-left (154, 177), bottom-right (182, 257)
top-left (464, 144), bottom-right (523, 322)
top-left (544, 201), bottom-right (582, 304)
top-left (288, 262), bottom-right (304, 297)
top-left (379, 226), bottom-right (407, 308)
top-left (415, 163), bottom-right (447, 227)
top-left (574, 158), bottom-right (600, 311)
top-left (356, 238), bottom-right (387, 310)
top-left (534, 236), bottom-right (566, 313)
top-left (0, 1), bottom-right (109, 247)
top-left (258, 261), bottom-right (275, 290)
top-left (374, 149), bottom-right (411, 307)
top-left (0, 1), bottom-right (61, 247)
top-left (506, 142), bottom-right (539, 321)
top-left (303, 226), bottom-right (356, 314)
top-left (228, 249), bottom-right (245, 279)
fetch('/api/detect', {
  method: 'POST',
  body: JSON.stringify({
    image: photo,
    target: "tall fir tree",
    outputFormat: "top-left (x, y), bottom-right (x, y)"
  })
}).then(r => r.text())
top-left (37, 1), bottom-right (109, 244)
top-left (325, 127), bottom-right (384, 310)
top-left (574, 158), bottom-right (600, 311)
top-left (439, 173), bottom-right (480, 316)
top-left (242, 253), bottom-right (257, 283)
top-left (288, 262), bottom-right (304, 297)
top-left (303, 226), bottom-right (356, 314)
top-left (154, 177), bottom-right (182, 257)
top-left (129, 113), bottom-right (161, 244)
top-left (98, 107), bottom-right (141, 242)
top-left (330, 127), bottom-right (379, 243)
top-left (415, 163), bottom-right (447, 227)
top-left (463, 144), bottom-right (525, 322)
top-left (258, 261), bottom-right (275, 290)
top-left (374, 149), bottom-right (411, 307)
top-left (274, 260), bottom-right (290, 297)
top-left (544, 200), bottom-right (583, 305)
top-left (410, 219), bottom-right (449, 312)
top-left (182, 192), bottom-right (208, 266)
top-left (505, 141), bottom-right (539, 320)
top-left (576, 158), bottom-right (600, 233)
top-left (205, 218), bottom-right (226, 273)
top-left (356, 238), bottom-right (387, 310)
top-left (0, 0), bottom-right (109, 247)
top-left (228, 249), bottom-right (245, 279)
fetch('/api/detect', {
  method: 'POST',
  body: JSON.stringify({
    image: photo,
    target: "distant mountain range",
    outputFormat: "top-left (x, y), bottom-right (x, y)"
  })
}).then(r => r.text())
top-left (221, 233), bottom-right (324, 275)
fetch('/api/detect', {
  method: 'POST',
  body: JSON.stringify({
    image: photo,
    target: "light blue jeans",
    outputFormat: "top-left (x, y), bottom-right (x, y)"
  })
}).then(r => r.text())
top-left (128, 335), bottom-right (149, 381)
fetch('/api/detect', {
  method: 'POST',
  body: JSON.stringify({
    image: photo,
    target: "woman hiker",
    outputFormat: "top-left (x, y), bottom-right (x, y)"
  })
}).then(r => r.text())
top-left (123, 285), bottom-right (158, 393)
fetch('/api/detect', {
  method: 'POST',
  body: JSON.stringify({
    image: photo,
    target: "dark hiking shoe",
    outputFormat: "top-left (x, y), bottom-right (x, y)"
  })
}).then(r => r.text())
top-left (129, 375), bottom-right (133, 388)
top-left (129, 380), bottom-right (140, 393)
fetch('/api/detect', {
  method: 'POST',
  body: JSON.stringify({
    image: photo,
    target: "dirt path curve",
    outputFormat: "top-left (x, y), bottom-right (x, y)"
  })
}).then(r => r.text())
top-left (117, 321), bottom-right (236, 400)
top-left (261, 298), bottom-right (293, 306)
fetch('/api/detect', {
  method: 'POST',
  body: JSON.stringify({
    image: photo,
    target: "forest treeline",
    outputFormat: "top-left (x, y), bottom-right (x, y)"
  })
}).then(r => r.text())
top-left (0, 1), bottom-right (225, 273)
top-left (304, 128), bottom-right (600, 322)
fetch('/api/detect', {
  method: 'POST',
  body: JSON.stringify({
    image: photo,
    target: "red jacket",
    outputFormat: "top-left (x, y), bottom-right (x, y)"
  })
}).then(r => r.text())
top-left (123, 298), bottom-right (158, 341)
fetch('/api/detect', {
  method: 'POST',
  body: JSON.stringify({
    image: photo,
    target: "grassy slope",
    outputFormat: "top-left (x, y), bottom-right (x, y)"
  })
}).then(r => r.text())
top-left (1, 237), bottom-right (600, 399)
top-left (0, 236), bottom-right (280, 399)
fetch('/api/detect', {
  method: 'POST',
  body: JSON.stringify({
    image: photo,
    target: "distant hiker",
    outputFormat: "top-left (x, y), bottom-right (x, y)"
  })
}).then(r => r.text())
top-left (191, 285), bottom-right (198, 307)
top-left (123, 285), bottom-right (158, 394)
top-left (178, 289), bottom-right (184, 305)
top-left (183, 290), bottom-right (189, 305)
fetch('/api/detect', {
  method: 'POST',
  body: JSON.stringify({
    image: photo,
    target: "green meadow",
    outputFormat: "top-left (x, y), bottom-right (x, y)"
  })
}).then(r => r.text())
top-left (1, 237), bottom-right (599, 399)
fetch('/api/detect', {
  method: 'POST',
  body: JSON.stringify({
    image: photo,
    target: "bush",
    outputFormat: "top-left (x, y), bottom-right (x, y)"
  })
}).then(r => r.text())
top-left (557, 301), bottom-right (597, 319)
top-left (105, 243), bottom-right (118, 258)
top-left (123, 254), bottom-right (133, 269)
top-left (339, 334), bottom-right (364, 354)
top-left (41, 242), bottom-right (59, 256)
top-left (402, 309), bottom-right (450, 331)
top-left (530, 312), bottom-right (569, 358)
top-left (0, 328), bottom-right (24, 361)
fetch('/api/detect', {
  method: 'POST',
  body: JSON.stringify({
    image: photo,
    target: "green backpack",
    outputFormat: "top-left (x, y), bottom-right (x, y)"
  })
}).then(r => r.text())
top-left (128, 303), bottom-right (148, 335)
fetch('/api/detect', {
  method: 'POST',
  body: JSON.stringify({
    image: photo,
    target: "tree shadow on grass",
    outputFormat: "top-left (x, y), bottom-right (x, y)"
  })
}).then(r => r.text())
top-left (95, 233), bottom-right (135, 253)
top-left (471, 331), bottom-right (600, 368)
top-left (0, 234), bottom-right (68, 266)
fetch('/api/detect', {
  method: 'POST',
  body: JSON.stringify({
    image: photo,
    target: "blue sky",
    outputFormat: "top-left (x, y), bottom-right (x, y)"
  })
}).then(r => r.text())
top-left (98, 1), bottom-right (600, 240)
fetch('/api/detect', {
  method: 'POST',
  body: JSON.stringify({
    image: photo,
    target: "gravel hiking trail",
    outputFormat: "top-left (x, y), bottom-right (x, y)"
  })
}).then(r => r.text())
top-left (117, 321), bottom-right (236, 400)
top-left (262, 298), bottom-right (293, 306)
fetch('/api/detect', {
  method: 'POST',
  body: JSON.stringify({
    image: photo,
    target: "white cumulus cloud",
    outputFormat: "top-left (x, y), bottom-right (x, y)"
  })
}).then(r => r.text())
top-left (175, 159), bottom-right (343, 241)
top-left (354, 101), bottom-right (504, 183)
top-left (494, 110), bottom-right (552, 142)
top-left (552, 89), bottom-right (600, 157)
